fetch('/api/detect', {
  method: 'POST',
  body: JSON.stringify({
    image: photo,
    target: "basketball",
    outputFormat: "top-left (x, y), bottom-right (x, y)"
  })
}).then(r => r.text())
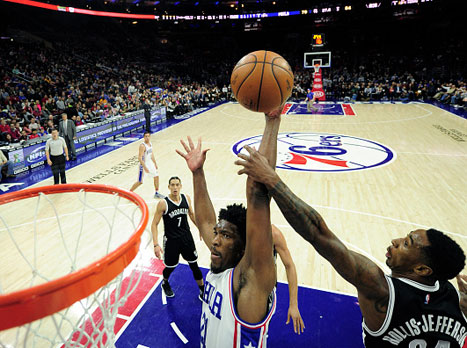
top-left (230, 50), bottom-right (294, 113)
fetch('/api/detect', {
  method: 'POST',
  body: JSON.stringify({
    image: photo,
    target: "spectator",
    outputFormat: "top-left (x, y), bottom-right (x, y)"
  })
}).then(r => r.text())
top-left (0, 150), bottom-right (16, 181)
top-left (75, 115), bottom-right (84, 126)
top-left (29, 128), bottom-right (40, 139)
top-left (0, 118), bottom-right (11, 133)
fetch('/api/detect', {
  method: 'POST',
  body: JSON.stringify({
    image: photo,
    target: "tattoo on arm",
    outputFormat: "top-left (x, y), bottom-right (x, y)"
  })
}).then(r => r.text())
top-left (249, 181), bottom-right (270, 207)
top-left (270, 181), bottom-right (323, 243)
top-left (271, 181), bottom-right (388, 299)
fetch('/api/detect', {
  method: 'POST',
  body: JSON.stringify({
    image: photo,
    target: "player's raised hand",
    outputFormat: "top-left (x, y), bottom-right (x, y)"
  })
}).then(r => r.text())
top-left (265, 105), bottom-right (283, 119)
top-left (176, 136), bottom-right (210, 173)
top-left (234, 145), bottom-right (280, 188)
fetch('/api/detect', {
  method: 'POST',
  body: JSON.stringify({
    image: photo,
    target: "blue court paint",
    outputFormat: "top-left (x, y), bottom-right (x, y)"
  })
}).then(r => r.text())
top-left (424, 100), bottom-right (467, 119)
top-left (116, 265), bottom-right (364, 348)
top-left (285, 103), bottom-right (346, 116)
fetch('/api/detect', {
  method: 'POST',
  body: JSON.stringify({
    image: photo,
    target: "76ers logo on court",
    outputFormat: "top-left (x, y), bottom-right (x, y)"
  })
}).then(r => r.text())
top-left (232, 132), bottom-right (396, 172)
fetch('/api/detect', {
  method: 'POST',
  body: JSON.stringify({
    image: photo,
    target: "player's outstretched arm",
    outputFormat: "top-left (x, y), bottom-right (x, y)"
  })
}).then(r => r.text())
top-left (176, 136), bottom-right (215, 249)
top-left (151, 199), bottom-right (166, 259)
top-left (235, 108), bottom-right (281, 323)
top-left (272, 224), bottom-right (305, 335)
top-left (235, 147), bottom-right (389, 329)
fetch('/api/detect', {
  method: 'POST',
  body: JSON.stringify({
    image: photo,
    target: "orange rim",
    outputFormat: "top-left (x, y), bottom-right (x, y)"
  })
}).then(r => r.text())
top-left (0, 184), bottom-right (149, 331)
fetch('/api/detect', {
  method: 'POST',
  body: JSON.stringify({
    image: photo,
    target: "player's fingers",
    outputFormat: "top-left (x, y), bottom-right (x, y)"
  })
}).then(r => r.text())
top-left (237, 168), bottom-right (248, 176)
top-left (234, 159), bottom-right (248, 167)
top-left (243, 145), bottom-right (255, 154)
top-left (236, 153), bottom-right (250, 161)
top-left (202, 148), bottom-right (210, 156)
top-left (175, 149), bottom-right (186, 158)
top-left (197, 137), bottom-right (202, 150)
top-left (180, 139), bottom-right (190, 153)
top-left (187, 136), bottom-right (195, 150)
top-left (294, 318), bottom-right (298, 334)
top-left (298, 318), bottom-right (303, 334)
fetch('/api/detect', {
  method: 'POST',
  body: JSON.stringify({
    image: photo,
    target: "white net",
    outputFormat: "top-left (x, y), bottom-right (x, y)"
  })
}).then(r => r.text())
top-left (313, 64), bottom-right (320, 76)
top-left (0, 186), bottom-right (149, 348)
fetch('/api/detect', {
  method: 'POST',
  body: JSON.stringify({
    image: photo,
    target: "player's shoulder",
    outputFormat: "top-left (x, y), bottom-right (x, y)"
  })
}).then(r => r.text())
top-left (183, 193), bottom-right (193, 204)
top-left (156, 198), bottom-right (168, 211)
top-left (271, 225), bottom-right (284, 244)
top-left (157, 196), bottom-right (168, 205)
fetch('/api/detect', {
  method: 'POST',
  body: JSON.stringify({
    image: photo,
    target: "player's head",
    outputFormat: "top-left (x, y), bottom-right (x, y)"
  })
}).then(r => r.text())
top-left (386, 229), bottom-right (465, 281)
top-left (143, 131), bottom-right (150, 141)
top-left (422, 229), bottom-right (465, 280)
top-left (210, 204), bottom-right (247, 274)
top-left (168, 176), bottom-right (181, 196)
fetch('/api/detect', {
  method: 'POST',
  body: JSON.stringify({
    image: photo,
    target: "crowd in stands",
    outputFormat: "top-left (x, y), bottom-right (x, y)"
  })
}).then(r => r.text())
top-left (291, 48), bottom-right (466, 106)
top-left (0, 41), bottom-right (231, 145)
top-left (1, 39), bottom-right (466, 146)
top-left (292, 68), bottom-right (466, 105)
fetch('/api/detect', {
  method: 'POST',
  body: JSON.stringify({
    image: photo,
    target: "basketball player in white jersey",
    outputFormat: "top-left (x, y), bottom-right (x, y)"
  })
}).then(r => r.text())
top-left (176, 107), bottom-right (282, 348)
top-left (235, 144), bottom-right (467, 347)
top-left (130, 131), bottom-right (164, 198)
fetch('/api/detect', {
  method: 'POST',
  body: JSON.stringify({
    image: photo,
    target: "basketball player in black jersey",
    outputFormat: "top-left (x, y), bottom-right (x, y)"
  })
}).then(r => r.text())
top-left (151, 176), bottom-right (204, 299)
top-left (235, 150), bottom-right (467, 347)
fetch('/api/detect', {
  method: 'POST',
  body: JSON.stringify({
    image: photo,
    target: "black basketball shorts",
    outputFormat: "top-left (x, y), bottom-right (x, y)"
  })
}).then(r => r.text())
top-left (163, 235), bottom-right (198, 268)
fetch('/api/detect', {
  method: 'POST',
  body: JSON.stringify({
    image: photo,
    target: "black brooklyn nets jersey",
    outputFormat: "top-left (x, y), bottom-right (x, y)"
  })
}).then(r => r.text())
top-left (363, 275), bottom-right (467, 347)
top-left (162, 194), bottom-right (191, 240)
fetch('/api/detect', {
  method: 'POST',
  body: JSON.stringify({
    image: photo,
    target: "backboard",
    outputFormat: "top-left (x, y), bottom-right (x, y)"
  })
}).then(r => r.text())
top-left (304, 51), bottom-right (331, 69)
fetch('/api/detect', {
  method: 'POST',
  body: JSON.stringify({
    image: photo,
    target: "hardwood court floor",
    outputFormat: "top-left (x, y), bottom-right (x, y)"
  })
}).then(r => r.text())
top-left (3, 102), bottom-right (467, 298)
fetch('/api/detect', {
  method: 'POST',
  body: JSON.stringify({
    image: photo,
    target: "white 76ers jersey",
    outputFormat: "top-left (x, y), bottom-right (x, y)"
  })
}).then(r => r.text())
top-left (200, 268), bottom-right (276, 348)
top-left (142, 142), bottom-right (152, 164)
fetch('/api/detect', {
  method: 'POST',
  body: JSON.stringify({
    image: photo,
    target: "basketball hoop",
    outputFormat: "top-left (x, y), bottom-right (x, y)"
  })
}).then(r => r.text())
top-left (0, 184), bottom-right (149, 347)
top-left (313, 64), bottom-right (320, 75)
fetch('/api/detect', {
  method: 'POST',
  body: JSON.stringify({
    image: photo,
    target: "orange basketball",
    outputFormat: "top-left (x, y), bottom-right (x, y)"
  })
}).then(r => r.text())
top-left (230, 50), bottom-right (294, 113)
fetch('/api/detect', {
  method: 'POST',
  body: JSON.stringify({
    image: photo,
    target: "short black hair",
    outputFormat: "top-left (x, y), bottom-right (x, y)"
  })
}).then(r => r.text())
top-left (144, 131), bottom-right (150, 136)
top-left (218, 204), bottom-right (247, 247)
top-left (423, 228), bottom-right (465, 281)
top-left (168, 176), bottom-right (181, 184)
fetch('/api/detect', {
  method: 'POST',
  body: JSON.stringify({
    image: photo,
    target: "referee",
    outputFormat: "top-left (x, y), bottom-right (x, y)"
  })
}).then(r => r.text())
top-left (45, 128), bottom-right (69, 185)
